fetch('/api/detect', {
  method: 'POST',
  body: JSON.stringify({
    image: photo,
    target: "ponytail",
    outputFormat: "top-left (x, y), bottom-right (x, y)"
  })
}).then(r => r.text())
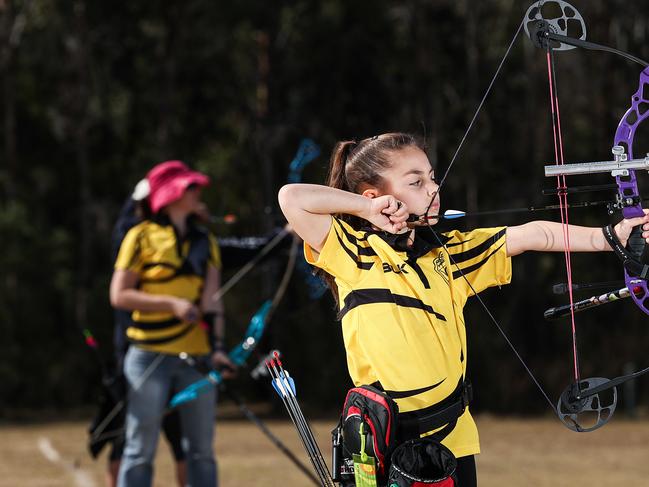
top-left (327, 140), bottom-right (357, 192)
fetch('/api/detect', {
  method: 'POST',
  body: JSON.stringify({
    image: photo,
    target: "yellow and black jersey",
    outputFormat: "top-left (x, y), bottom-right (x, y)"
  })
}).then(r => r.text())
top-left (114, 216), bottom-right (221, 355)
top-left (305, 217), bottom-right (511, 457)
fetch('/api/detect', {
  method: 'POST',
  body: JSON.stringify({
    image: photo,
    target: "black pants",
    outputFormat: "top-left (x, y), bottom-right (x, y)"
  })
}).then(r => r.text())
top-left (456, 455), bottom-right (477, 487)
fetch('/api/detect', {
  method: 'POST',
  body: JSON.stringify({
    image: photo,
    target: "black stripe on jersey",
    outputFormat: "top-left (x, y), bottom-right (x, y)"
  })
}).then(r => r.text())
top-left (448, 228), bottom-right (506, 264)
top-left (426, 419), bottom-right (457, 442)
top-left (128, 322), bottom-right (195, 345)
top-left (140, 274), bottom-right (180, 284)
top-left (451, 242), bottom-right (505, 280)
top-left (444, 238), bottom-right (472, 248)
top-left (334, 225), bottom-right (374, 270)
top-left (131, 317), bottom-right (182, 330)
top-left (335, 219), bottom-right (376, 256)
top-left (338, 288), bottom-right (446, 321)
top-left (406, 258), bottom-right (430, 288)
top-left (139, 262), bottom-right (181, 284)
top-left (142, 262), bottom-right (178, 271)
top-left (383, 378), bottom-right (446, 399)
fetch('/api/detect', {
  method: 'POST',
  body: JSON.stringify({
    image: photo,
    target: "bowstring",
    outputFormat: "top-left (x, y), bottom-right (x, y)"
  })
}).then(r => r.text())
top-left (545, 44), bottom-right (581, 387)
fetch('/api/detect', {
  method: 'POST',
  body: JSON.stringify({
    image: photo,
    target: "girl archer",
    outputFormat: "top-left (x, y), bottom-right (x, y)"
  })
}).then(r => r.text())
top-left (278, 132), bottom-right (649, 486)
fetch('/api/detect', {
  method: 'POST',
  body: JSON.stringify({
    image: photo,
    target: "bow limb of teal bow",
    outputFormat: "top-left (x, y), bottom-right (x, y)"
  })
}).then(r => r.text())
top-left (287, 138), bottom-right (320, 183)
top-left (228, 299), bottom-right (272, 366)
top-left (168, 370), bottom-right (223, 409)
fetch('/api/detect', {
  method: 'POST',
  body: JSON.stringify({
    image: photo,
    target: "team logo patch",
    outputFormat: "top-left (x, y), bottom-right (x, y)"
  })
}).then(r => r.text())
top-left (433, 252), bottom-right (449, 284)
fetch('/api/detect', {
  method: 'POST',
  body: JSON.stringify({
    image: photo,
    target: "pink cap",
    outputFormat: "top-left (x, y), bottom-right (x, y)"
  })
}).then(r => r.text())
top-left (146, 160), bottom-right (210, 213)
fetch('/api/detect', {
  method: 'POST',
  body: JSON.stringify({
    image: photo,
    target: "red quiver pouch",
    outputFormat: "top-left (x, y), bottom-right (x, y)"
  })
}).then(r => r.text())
top-left (338, 385), bottom-right (399, 483)
top-left (388, 438), bottom-right (458, 487)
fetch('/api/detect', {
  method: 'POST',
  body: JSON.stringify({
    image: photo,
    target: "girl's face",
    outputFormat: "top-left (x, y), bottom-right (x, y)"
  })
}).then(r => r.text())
top-left (170, 184), bottom-right (204, 214)
top-left (378, 146), bottom-right (440, 224)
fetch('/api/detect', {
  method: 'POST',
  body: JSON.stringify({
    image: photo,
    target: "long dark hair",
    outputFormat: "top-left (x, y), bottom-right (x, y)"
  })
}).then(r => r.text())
top-left (321, 132), bottom-right (427, 305)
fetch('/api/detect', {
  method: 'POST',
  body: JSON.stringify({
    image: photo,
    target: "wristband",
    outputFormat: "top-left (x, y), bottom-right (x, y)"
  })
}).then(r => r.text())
top-left (203, 312), bottom-right (226, 351)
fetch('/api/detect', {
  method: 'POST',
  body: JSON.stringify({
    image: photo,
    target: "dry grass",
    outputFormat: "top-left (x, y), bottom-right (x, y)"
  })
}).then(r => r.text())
top-left (1, 415), bottom-right (649, 486)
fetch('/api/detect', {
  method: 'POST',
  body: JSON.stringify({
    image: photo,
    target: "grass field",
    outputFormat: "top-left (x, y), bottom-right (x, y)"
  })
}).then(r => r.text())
top-left (1, 414), bottom-right (649, 486)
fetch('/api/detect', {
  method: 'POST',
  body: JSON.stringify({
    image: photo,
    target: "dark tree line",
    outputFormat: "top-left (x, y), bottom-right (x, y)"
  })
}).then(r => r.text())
top-left (1, 0), bottom-right (649, 416)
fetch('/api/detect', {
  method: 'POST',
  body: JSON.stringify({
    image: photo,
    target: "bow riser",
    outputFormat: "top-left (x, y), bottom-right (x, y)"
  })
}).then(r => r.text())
top-left (614, 66), bottom-right (649, 314)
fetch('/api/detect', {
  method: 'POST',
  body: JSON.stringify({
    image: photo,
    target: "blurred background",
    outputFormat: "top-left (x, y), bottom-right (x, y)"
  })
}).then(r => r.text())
top-left (2, 0), bottom-right (649, 431)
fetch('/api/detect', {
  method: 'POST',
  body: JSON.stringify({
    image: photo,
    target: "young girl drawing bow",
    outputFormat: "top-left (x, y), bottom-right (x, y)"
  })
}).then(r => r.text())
top-left (278, 133), bottom-right (649, 486)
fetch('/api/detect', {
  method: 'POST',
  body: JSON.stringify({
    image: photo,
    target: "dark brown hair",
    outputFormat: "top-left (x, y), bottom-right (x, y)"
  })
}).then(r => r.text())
top-left (321, 132), bottom-right (427, 304)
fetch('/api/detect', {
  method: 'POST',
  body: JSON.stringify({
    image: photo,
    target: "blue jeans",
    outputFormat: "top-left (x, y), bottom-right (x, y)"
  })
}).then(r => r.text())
top-left (117, 347), bottom-right (217, 487)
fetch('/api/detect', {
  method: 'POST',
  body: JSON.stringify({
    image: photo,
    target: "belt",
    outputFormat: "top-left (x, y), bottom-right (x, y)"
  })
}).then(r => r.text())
top-left (383, 378), bottom-right (472, 442)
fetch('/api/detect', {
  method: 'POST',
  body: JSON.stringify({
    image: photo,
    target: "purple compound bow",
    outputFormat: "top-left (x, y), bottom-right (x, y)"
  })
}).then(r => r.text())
top-left (528, 1), bottom-right (649, 431)
top-left (427, 0), bottom-right (649, 434)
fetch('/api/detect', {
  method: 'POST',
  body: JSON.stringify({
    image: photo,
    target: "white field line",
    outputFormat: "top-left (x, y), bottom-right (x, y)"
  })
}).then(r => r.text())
top-left (37, 437), bottom-right (97, 487)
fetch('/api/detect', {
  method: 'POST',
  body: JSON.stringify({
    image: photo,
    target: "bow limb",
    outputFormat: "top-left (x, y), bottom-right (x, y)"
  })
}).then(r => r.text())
top-left (228, 300), bottom-right (273, 367)
top-left (287, 138), bottom-right (320, 183)
top-left (287, 138), bottom-right (328, 299)
top-left (168, 370), bottom-right (223, 408)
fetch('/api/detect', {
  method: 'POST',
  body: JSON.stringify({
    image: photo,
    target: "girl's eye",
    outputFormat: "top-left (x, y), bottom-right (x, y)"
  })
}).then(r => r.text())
top-left (410, 180), bottom-right (421, 186)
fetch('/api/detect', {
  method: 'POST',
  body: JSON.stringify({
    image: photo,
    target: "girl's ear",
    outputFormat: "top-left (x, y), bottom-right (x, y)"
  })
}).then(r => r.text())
top-left (361, 187), bottom-right (380, 199)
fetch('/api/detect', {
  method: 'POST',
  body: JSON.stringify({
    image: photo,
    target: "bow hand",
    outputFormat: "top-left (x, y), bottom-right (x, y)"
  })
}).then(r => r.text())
top-left (171, 298), bottom-right (199, 322)
top-left (211, 350), bottom-right (237, 379)
top-left (612, 209), bottom-right (649, 248)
